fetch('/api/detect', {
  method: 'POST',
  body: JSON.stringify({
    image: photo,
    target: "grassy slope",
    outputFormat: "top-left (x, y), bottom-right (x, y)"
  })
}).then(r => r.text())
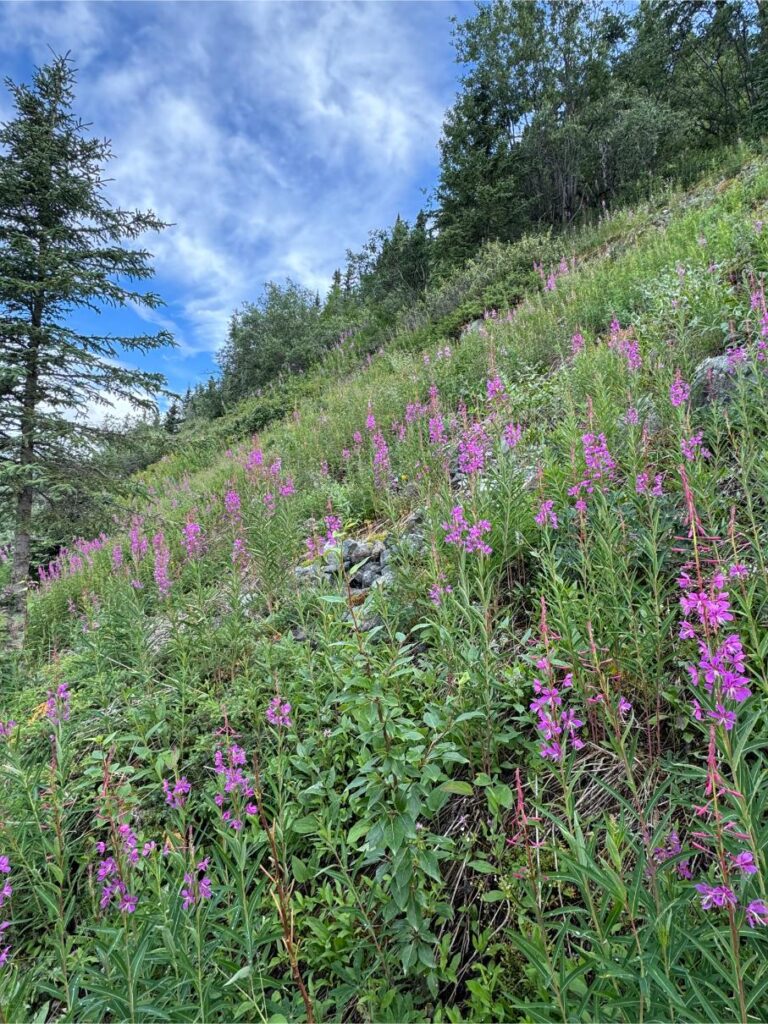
top-left (2, 150), bottom-right (768, 1021)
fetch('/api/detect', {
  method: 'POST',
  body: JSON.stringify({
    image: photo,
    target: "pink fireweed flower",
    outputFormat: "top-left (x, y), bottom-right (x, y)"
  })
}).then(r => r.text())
top-left (670, 370), bottom-right (690, 407)
top-left (232, 537), bottom-right (248, 567)
top-left (365, 404), bottom-right (376, 432)
top-left (694, 883), bottom-right (737, 911)
top-left (152, 533), bottom-right (171, 598)
top-left (571, 332), bottom-right (584, 358)
top-left (269, 458), bottom-right (282, 477)
top-left (266, 696), bottom-right (293, 728)
top-left (352, 430), bottom-right (363, 446)
top-left (246, 447), bottom-right (264, 472)
top-left (651, 474), bottom-right (664, 497)
top-left (441, 506), bottom-right (492, 556)
top-left (0, 721), bottom-right (16, 740)
top-left (112, 545), bottom-right (123, 571)
top-left (0, 920), bottom-right (10, 969)
top-left (224, 489), bottom-right (241, 518)
top-left (681, 432), bottom-right (711, 461)
top-left (163, 776), bottom-right (191, 810)
top-left (746, 900), bottom-right (768, 928)
top-left (635, 472), bottom-right (649, 494)
top-left (504, 422), bottom-right (523, 449)
top-left (263, 492), bottom-right (276, 515)
top-left (428, 415), bottom-right (446, 445)
top-left (728, 563), bottom-right (748, 579)
top-left (486, 375), bottom-right (506, 402)
top-left (624, 407), bottom-right (639, 425)
top-left (182, 521), bottom-right (204, 558)
top-left (730, 850), bottom-right (758, 875)
top-left (181, 858), bottom-right (213, 911)
top-left (120, 892), bottom-right (138, 914)
top-left (428, 579), bottom-right (453, 606)
top-left (372, 432), bottom-right (390, 486)
top-left (457, 422), bottom-right (488, 476)
top-left (341, 448), bottom-right (351, 460)
top-left (324, 514), bottom-right (342, 550)
top-left (279, 477), bottom-right (295, 497)
top-left (618, 697), bottom-right (632, 718)
top-left (534, 500), bottom-right (558, 530)
top-left (213, 744), bottom-right (258, 828)
top-left (707, 703), bottom-right (736, 731)
top-left (680, 589), bottom-right (733, 629)
top-left (46, 683), bottom-right (71, 724)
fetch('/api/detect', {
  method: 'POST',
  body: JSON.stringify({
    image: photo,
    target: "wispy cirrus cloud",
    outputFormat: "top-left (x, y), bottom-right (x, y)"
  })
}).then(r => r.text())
top-left (0, 0), bottom-right (468, 392)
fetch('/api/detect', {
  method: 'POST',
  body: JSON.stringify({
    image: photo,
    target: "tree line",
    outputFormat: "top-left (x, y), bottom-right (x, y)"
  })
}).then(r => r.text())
top-left (184, 0), bottom-right (766, 418)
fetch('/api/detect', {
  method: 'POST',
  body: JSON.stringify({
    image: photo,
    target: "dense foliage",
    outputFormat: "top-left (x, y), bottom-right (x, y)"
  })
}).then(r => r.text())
top-left (184, 0), bottom-right (767, 416)
top-left (0, 56), bottom-right (172, 645)
top-left (2, 150), bottom-right (768, 1021)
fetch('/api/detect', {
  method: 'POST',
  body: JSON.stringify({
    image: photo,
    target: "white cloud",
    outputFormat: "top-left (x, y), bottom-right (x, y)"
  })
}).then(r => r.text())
top-left (0, 0), bottom-right (462, 369)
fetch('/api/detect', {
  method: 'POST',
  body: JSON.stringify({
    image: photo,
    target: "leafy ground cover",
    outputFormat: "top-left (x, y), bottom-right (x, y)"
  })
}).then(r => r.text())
top-left (2, 153), bottom-right (768, 1022)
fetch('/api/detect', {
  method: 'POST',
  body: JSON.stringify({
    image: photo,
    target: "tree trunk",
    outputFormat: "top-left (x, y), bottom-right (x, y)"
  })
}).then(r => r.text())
top-left (8, 485), bottom-right (33, 649)
top-left (6, 314), bottom-right (40, 650)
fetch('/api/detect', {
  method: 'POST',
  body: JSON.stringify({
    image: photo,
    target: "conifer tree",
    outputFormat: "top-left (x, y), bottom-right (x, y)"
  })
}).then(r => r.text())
top-left (0, 56), bottom-right (173, 646)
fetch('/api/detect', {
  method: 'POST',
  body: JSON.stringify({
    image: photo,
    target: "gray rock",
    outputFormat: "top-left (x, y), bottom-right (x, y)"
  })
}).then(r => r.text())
top-left (351, 566), bottom-right (382, 589)
top-left (691, 354), bottom-right (753, 408)
top-left (324, 550), bottom-right (341, 572)
top-left (372, 569), bottom-right (395, 589)
top-left (294, 565), bottom-right (321, 585)
top-left (344, 539), bottom-right (374, 566)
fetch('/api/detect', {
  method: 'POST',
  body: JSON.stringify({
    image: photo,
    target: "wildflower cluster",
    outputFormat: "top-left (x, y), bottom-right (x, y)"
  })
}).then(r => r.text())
top-left (0, 857), bottom-right (11, 968)
top-left (213, 744), bottom-right (258, 831)
top-left (441, 506), bottom-right (492, 556)
top-left (266, 696), bottom-right (293, 728)
top-left (457, 422), bottom-right (488, 476)
top-left (181, 858), bottom-right (213, 910)
top-left (530, 666), bottom-right (584, 762)
top-left (46, 683), bottom-right (71, 724)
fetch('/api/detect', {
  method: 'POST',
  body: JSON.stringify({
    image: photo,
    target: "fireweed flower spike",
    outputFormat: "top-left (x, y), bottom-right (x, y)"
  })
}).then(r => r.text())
top-left (163, 776), bottom-right (191, 810)
top-left (266, 696), bottom-right (293, 728)
top-left (181, 858), bottom-right (213, 910)
top-left (534, 500), bottom-right (558, 530)
top-left (670, 370), bottom-right (690, 407)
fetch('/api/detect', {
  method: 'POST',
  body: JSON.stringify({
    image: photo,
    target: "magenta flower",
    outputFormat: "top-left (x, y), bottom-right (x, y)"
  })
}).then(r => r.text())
top-left (618, 697), bottom-right (632, 718)
top-left (730, 850), bottom-right (758, 875)
top-left (534, 500), bottom-right (558, 530)
top-left (486, 375), bottom-right (506, 402)
top-left (428, 415), bottom-right (446, 445)
top-left (707, 704), bottom-right (736, 730)
top-left (457, 422), bottom-right (488, 476)
top-left (746, 900), bottom-right (768, 928)
top-left (46, 683), bottom-right (71, 724)
top-left (681, 432), bottom-right (711, 462)
top-left (163, 776), bottom-right (191, 810)
top-left (504, 422), bottom-right (523, 449)
top-left (571, 332), bottom-right (584, 358)
top-left (441, 506), bottom-right (492, 555)
top-left (182, 522), bottom-right (203, 558)
top-left (181, 858), bottom-right (213, 910)
top-left (112, 545), bottom-right (123, 571)
top-left (120, 892), bottom-right (138, 914)
top-left (670, 370), bottom-right (690, 407)
top-left (0, 721), bottom-right (16, 740)
top-left (266, 696), bottom-right (293, 729)
top-left (152, 532), bottom-right (172, 598)
top-left (224, 489), bottom-right (241, 518)
top-left (694, 883), bottom-right (737, 910)
top-left (0, 858), bottom-right (9, 877)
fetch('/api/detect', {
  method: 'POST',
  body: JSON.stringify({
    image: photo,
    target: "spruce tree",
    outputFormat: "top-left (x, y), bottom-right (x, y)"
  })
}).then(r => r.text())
top-left (0, 55), bottom-right (173, 646)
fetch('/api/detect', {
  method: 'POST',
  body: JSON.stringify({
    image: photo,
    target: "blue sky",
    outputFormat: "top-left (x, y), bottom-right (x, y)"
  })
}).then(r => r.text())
top-left (0, 0), bottom-right (473, 413)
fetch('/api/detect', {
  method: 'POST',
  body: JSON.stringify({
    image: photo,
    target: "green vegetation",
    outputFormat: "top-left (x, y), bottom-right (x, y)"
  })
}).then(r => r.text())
top-left (2, 3), bottom-right (768, 1020)
top-left (2, 147), bottom-right (768, 1020)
